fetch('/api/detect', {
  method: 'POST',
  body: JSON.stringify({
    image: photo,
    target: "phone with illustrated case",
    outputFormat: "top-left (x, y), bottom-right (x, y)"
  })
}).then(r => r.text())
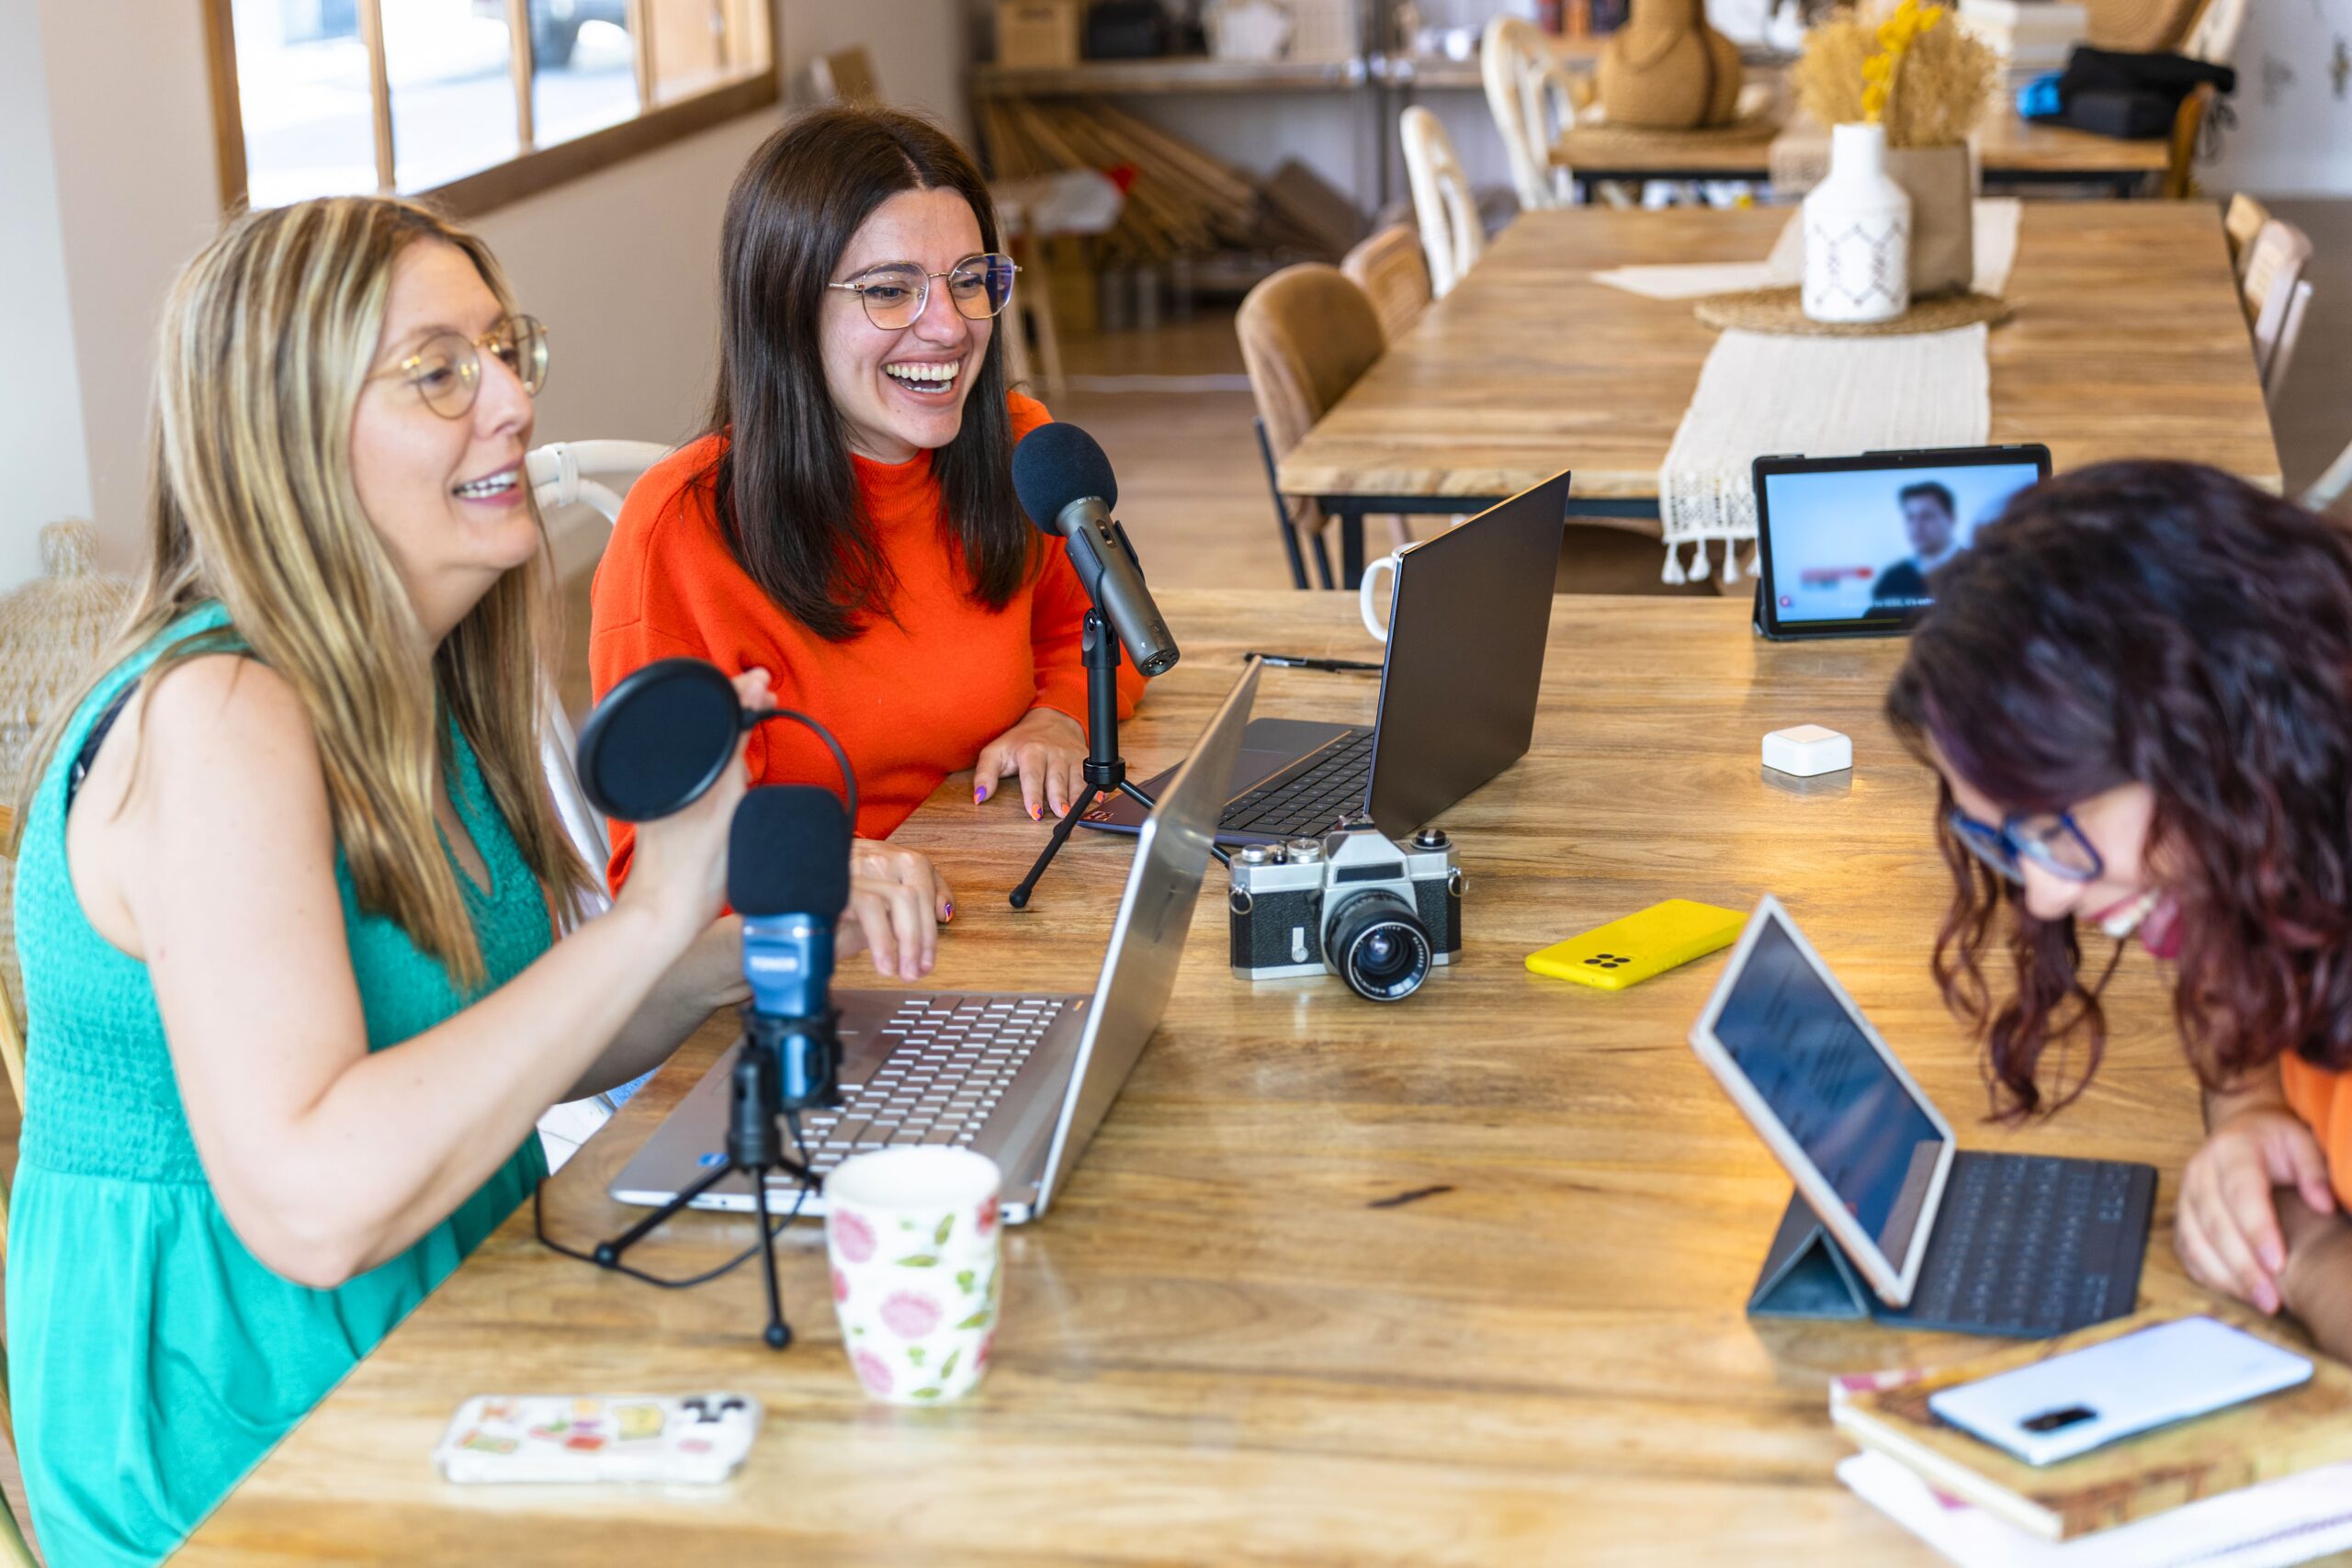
top-left (1525, 899), bottom-right (1747, 991)
top-left (434, 1393), bottom-right (760, 1484)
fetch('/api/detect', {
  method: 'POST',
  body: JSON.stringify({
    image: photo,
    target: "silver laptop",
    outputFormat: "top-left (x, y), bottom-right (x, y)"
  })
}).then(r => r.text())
top-left (610, 659), bottom-right (1261, 1224)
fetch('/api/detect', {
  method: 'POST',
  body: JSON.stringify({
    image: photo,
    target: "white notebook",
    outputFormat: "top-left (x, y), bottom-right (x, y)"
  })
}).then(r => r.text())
top-left (1838, 1450), bottom-right (2352, 1568)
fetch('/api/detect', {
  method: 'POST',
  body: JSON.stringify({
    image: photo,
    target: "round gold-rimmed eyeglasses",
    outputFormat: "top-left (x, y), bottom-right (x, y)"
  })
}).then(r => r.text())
top-left (825, 254), bottom-right (1020, 331)
top-left (369, 314), bottom-right (550, 420)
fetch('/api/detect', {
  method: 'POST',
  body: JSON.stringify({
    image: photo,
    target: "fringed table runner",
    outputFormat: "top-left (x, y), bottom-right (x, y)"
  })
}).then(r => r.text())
top-left (1655, 198), bottom-right (2022, 585)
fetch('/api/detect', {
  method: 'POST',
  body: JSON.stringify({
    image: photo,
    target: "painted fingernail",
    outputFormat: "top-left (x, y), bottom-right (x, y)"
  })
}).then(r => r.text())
top-left (975, 785), bottom-right (988, 803)
top-left (1030, 805), bottom-right (1042, 820)
top-left (943, 901), bottom-right (955, 920)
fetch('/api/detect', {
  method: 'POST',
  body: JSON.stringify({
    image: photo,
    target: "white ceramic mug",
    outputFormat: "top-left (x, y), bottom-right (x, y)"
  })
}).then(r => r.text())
top-left (1359, 549), bottom-right (1406, 642)
top-left (824, 1147), bottom-right (1003, 1404)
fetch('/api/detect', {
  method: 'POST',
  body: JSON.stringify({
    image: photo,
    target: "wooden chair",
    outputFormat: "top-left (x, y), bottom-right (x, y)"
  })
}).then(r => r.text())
top-left (2304, 436), bottom-right (2352, 515)
top-left (523, 442), bottom-right (668, 1168)
top-left (989, 197), bottom-right (1069, 406)
top-left (2240, 216), bottom-right (2314, 387)
top-left (2223, 192), bottom-right (2270, 278)
top-left (0, 801), bottom-right (33, 1568)
top-left (0, 803), bottom-right (20, 1116)
top-left (1481, 17), bottom-right (1580, 212)
top-left (1237, 265), bottom-right (1392, 589)
top-left (1340, 224), bottom-right (1432, 346)
top-left (2181, 0), bottom-right (2248, 63)
top-left (2161, 82), bottom-right (2215, 198)
top-left (1400, 107), bottom-right (1484, 299)
top-left (2263, 278), bottom-right (2314, 407)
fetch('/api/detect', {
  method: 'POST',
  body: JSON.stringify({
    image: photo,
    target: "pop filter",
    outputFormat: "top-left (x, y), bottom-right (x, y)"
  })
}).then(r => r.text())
top-left (574, 658), bottom-right (858, 824)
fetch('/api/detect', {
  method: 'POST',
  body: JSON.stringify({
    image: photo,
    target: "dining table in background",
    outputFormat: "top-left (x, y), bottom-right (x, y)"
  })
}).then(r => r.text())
top-left (1277, 200), bottom-right (2278, 587)
top-left (1551, 104), bottom-right (2177, 199)
top-left (184, 591), bottom-right (2238, 1565)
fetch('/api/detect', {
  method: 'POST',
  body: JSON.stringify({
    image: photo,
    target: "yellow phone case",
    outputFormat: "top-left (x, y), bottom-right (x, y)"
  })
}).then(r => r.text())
top-left (1524, 899), bottom-right (1748, 991)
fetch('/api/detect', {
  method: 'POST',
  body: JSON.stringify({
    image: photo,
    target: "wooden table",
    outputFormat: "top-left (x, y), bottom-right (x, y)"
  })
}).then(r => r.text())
top-left (1550, 108), bottom-right (2174, 197)
top-left (1278, 201), bottom-right (2278, 583)
top-left (186, 592), bottom-right (2233, 1564)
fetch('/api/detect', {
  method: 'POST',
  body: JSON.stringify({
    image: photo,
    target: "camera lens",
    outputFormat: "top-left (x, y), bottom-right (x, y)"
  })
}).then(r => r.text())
top-left (1324, 890), bottom-right (1433, 1002)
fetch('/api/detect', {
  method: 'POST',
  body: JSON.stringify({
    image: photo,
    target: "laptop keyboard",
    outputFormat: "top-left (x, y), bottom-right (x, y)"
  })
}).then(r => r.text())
top-left (1890, 1151), bottom-right (2154, 1337)
top-left (786, 995), bottom-right (1071, 1170)
top-left (1215, 727), bottom-right (1376, 837)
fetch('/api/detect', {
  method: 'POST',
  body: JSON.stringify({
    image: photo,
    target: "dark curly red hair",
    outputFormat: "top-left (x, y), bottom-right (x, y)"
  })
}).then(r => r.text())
top-left (1885, 461), bottom-right (2352, 1117)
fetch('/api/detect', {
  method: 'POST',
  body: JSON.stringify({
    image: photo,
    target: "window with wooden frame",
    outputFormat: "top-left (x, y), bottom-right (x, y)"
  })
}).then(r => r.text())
top-left (201, 0), bottom-right (776, 219)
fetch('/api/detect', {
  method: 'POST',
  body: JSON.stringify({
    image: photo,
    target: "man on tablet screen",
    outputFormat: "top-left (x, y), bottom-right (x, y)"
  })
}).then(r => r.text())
top-left (1870, 481), bottom-right (1961, 610)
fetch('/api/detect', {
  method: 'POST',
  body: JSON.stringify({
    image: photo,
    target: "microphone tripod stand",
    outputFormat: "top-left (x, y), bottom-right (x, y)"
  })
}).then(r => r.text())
top-left (581, 1010), bottom-right (837, 1349)
top-left (1010, 609), bottom-right (1228, 909)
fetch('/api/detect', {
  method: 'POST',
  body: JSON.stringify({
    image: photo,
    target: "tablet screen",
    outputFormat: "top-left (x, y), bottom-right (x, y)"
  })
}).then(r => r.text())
top-left (1756, 450), bottom-right (2047, 636)
top-left (1709, 913), bottom-right (1946, 1266)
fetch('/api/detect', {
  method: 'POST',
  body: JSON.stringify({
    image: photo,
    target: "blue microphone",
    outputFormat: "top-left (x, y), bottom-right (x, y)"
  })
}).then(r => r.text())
top-left (729, 785), bottom-right (852, 1110)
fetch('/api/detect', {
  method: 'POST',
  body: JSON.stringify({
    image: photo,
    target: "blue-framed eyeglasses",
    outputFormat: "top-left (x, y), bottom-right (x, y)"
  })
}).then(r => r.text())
top-left (1945, 807), bottom-right (2105, 886)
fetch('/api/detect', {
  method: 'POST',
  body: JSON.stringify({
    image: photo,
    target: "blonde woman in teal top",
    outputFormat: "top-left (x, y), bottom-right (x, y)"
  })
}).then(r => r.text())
top-left (1, 197), bottom-right (934, 1564)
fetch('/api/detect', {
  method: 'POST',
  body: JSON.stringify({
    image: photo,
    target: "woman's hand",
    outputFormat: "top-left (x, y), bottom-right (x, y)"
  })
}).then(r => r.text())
top-left (2175, 1105), bottom-right (2339, 1314)
top-left (973, 706), bottom-right (1089, 823)
top-left (614, 669), bottom-right (769, 946)
top-left (840, 838), bottom-right (951, 982)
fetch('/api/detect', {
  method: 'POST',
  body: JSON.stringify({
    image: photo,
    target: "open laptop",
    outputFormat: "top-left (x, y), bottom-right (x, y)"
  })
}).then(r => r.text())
top-left (1688, 896), bottom-right (2154, 1337)
top-left (610, 659), bottom-right (1261, 1224)
top-left (1081, 470), bottom-right (1568, 847)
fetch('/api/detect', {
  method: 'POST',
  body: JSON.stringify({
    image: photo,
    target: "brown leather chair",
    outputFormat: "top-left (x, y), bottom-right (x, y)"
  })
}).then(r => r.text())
top-left (1238, 264), bottom-right (1714, 595)
top-left (1238, 265), bottom-right (1391, 589)
top-left (1340, 224), bottom-right (1433, 348)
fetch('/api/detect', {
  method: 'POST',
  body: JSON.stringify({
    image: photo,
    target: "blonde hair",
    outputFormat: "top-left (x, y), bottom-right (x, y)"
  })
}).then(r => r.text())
top-left (16, 197), bottom-right (589, 985)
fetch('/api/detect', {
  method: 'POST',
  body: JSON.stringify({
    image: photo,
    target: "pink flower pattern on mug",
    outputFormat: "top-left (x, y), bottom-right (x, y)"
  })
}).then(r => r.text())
top-left (975, 1197), bottom-right (999, 1239)
top-left (831, 1267), bottom-right (850, 1303)
top-left (831, 1210), bottom-right (876, 1264)
top-left (879, 1291), bottom-right (944, 1340)
top-left (854, 1349), bottom-right (895, 1394)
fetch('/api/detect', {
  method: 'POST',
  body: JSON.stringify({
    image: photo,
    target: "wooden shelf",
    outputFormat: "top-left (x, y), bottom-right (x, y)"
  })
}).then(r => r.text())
top-left (970, 56), bottom-right (1369, 98)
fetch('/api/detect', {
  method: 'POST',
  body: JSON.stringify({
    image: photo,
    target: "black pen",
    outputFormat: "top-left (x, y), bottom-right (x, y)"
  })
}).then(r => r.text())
top-left (1243, 650), bottom-right (1385, 673)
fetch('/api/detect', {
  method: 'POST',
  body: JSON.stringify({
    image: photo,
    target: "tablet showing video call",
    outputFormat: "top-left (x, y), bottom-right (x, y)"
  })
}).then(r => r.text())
top-left (1750, 445), bottom-right (2052, 640)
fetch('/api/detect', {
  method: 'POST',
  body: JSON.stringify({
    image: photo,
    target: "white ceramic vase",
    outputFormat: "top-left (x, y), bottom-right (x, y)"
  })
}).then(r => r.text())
top-left (1802, 122), bottom-right (1911, 323)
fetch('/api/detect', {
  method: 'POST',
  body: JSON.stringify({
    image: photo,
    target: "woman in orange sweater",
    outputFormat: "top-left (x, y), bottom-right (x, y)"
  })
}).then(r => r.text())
top-left (1886, 463), bottom-right (2352, 1357)
top-left (592, 107), bottom-right (1141, 963)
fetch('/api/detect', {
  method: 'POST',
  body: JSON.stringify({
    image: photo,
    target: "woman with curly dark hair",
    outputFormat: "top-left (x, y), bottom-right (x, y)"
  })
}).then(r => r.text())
top-left (1886, 460), bottom-right (2352, 1356)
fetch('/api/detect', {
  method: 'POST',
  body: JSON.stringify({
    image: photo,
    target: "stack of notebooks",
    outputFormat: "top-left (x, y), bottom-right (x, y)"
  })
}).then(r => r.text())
top-left (1829, 1311), bottom-right (2352, 1566)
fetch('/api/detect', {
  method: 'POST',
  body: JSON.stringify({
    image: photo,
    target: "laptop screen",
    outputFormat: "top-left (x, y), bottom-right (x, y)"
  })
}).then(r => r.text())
top-left (1709, 912), bottom-right (1948, 1267)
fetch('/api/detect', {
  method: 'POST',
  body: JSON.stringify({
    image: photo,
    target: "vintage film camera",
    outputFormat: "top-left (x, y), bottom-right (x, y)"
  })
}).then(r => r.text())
top-left (1227, 821), bottom-right (1463, 1001)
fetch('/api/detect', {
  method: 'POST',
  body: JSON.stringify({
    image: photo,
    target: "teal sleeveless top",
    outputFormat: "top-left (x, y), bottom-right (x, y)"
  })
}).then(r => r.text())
top-left (6, 604), bottom-right (552, 1566)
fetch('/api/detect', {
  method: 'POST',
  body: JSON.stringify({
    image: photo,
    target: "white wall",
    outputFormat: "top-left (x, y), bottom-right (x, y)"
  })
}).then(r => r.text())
top-left (2207, 1), bottom-right (2352, 197)
top-left (32, 0), bottom-right (222, 577)
top-left (0, 0), bottom-right (97, 590)
top-left (778, 0), bottom-right (969, 140)
top-left (472, 115), bottom-right (780, 457)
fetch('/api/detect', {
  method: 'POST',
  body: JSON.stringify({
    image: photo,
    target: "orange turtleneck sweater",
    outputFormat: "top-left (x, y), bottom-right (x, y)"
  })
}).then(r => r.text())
top-left (588, 393), bottom-right (1143, 891)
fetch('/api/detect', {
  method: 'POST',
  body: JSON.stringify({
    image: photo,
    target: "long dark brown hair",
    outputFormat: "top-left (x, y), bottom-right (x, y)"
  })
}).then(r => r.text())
top-left (1886, 461), bottom-right (2352, 1117)
top-left (697, 106), bottom-right (1031, 642)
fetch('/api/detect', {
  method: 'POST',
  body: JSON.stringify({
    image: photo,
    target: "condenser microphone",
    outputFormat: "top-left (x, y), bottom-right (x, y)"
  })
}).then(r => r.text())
top-left (729, 785), bottom-right (852, 1111)
top-left (1012, 422), bottom-right (1180, 677)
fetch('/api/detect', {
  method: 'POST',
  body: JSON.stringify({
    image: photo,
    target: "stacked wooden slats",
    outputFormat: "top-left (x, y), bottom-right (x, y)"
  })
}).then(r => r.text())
top-left (978, 97), bottom-right (1337, 263)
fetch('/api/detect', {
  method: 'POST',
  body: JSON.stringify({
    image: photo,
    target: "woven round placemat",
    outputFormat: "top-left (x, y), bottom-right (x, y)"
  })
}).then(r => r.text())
top-left (1693, 287), bottom-right (2012, 336)
top-left (1558, 105), bottom-right (1782, 158)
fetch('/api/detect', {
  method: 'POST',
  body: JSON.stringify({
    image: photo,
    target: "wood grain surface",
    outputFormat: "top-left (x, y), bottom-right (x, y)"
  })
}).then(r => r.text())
top-left (1277, 202), bottom-right (2279, 503)
top-left (1547, 103), bottom-right (2175, 179)
top-left (184, 593), bottom-right (2237, 1565)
